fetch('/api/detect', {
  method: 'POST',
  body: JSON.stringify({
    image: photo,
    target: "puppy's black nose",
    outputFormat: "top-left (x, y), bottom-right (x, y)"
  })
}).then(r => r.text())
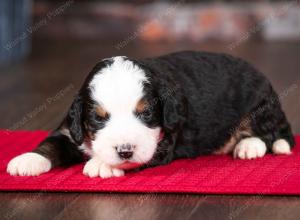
top-left (116, 143), bottom-right (134, 159)
top-left (118, 151), bottom-right (133, 159)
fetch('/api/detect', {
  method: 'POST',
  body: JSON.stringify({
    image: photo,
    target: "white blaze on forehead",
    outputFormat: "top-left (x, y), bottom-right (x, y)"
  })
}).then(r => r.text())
top-left (89, 56), bottom-right (148, 112)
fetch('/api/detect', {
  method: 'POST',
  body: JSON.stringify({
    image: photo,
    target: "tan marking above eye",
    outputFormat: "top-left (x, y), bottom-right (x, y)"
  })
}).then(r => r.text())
top-left (136, 98), bottom-right (149, 113)
top-left (96, 105), bottom-right (108, 118)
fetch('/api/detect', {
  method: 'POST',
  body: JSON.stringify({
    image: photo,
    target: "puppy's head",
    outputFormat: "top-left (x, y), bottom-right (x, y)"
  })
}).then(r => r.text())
top-left (65, 56), bottom-right (185, 168)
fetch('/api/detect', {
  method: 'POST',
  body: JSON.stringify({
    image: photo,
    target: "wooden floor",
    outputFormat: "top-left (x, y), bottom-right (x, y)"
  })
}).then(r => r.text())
top-left (1, 38), bottom-right (300, 220)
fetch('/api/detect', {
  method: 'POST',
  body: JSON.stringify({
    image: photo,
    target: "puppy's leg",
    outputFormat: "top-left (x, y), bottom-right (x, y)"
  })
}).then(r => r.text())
top-left (233, 89), bottom-right (294, 160)
top-left (7, 152), bottom-right (52, 176)
top-left (83, 157), bottom-right (124, 178)
top-left (7, 130), bottom-right (84, 176)
top-left (250, 90), bottom-right (295, 155)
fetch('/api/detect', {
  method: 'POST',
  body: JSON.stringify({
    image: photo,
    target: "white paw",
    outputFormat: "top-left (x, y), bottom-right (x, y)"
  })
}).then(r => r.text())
top-left (83, 157), bottom-right (124, 178)
top-left (272, 139), bottom-right (291, 155)
top-left (83, 157), bottom-right (102, 178)
top-left (100, 163), bottom-right (125, 178)
top-left (7, 152), bottom-right (51, 176)
top-left (234, 137), bottom-right (267, 159)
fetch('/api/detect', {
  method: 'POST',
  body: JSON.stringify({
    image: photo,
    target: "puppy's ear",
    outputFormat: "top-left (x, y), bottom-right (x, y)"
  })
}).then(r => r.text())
top-left (145, 80), bottom-right (187, 167)
top-left (159, 82), bottom-right (187, 133)
top-left (137, 61), bottom-right (187, 132)
top-left (65, 95), bottom-right (85, 145)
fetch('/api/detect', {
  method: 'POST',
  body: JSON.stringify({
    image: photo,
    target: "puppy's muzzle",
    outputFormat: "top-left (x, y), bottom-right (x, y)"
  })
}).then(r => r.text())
top-left (115, 143), bottom-right (135, 159)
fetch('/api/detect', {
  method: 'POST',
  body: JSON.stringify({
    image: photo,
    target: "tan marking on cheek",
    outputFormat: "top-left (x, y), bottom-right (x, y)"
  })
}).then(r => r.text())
top-left (136, 98), bottom-right (149, 113)
top-left (96, 105), bottom-right (108, 118)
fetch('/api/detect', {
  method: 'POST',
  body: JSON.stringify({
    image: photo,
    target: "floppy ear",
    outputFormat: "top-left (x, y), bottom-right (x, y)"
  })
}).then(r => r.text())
top-left (137, 61), bottom-right (187, 132)
top-left (147, 79), bottom-right (187, 166)
top-left (65, 95), bottom-right (85, 145)
top-left (159, 79), bottom-right (187, 133)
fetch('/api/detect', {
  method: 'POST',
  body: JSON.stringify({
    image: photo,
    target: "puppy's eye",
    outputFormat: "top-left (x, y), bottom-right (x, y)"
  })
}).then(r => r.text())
top-left (89, 111), bottom-right (109, 130)
top-left (95, 114), bottom-right (106, 122)
top-left (92, 105), bottom-right (109, 127)
top-left (138, 108), bottom-right (152, 121)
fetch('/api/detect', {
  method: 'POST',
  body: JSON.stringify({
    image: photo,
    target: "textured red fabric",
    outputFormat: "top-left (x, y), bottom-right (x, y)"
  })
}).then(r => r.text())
top-left (1, 130), bottom-right (300, 195)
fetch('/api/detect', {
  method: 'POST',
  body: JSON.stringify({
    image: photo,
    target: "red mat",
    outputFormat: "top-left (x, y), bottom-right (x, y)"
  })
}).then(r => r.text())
top-left (1, 130), bottom-right (300, 195)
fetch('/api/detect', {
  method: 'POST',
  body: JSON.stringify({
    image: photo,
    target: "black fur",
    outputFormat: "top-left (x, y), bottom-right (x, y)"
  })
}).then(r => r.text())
top-left (140, 51), bottom-right (295, 162)
top-left (33, 131), bottom-right (84, 167)
top-left (32, 51), bottom-right (295, 169)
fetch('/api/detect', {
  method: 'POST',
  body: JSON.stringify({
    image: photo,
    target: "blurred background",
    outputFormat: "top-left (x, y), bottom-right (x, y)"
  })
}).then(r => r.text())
top-left (0, 0), bottom-right (300, 133)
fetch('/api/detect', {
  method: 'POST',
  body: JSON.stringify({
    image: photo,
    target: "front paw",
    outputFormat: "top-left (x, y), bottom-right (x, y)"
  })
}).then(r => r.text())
top-left (7, 152), bottom-right (51, 176)
top-left (83, 157), bottom-right (124, 178)
top-left (234, 137), bottom-right (267, 159)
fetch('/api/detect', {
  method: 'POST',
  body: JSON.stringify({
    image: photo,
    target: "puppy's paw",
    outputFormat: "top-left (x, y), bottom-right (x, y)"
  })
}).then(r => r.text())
top-left (7, 152), bottom-right (51, 176)
top-left (83, 157), bottom-right (102, 178)
top-left (100, 163), bottom-right (125, 178)
top-left (272, 139), bottom-right (291, 155)
top-left (234, 137), bottom-right (267, 159)
top-left (83, 157), bottom-right (124, 178)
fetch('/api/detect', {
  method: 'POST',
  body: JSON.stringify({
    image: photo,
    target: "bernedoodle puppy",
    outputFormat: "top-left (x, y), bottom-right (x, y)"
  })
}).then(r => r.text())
top-left (7, 51), bottom-right (294, 178)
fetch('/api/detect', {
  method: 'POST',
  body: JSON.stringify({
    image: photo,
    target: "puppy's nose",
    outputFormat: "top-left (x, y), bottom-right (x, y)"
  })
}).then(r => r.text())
top-left (116, 143), bottom-right (134, 159)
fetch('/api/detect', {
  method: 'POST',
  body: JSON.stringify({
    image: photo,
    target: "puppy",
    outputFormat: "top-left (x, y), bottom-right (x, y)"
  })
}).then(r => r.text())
top-left (7, 51), bottom-right (295, 178)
